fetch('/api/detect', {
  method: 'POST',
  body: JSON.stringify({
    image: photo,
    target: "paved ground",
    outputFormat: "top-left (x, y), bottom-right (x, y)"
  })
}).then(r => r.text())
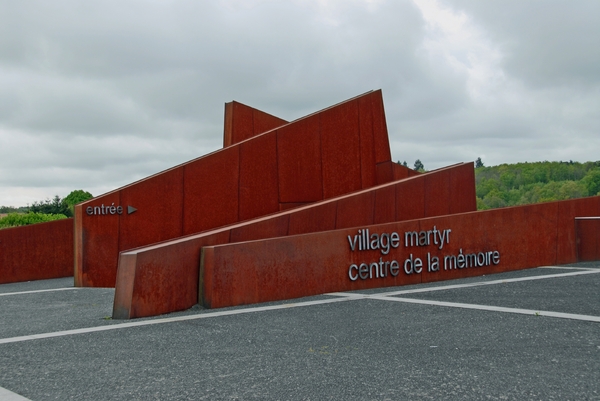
top-left (0, 263), bottom-right (599, 400)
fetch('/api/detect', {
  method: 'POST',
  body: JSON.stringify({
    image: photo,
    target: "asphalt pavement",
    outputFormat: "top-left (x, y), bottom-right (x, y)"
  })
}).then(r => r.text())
top-left (0, 263), bottom-right (599, 400)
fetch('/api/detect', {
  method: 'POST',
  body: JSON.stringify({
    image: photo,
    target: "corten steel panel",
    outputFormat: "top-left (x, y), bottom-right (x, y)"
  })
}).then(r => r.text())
top-left (223, 102), bottom-right (234, 148)
top-left (373, 185), bottom-right (397, 224)
top-left (202, 197), bottom-right (600, 309)
top-left (370, 90), bottom-right (392, 164)
top-left (224, 101), bottom-right (251, 147)
top-left (113, 163), bottom-right (476, 318)
top-left (287, 202), bottom-right (337, 235)
top-left (420, 203), bottom-right (559, 284)
top-left (556, 196), bottom-right (600, 264)
top-left (131, 237), bottom-right (210, 318)
top-left (593, 221), bottom-right (600, 261)
top-left (276, 116), bottom-right (323, 203)
top-left (230, 215), bottom-right (290, 243)
top-left (449, 163), bottom-right (477, 214)
top-left (418, 212), bottom-right (491, 283)
top-left (576, 218), bottom-right (600, 262)
top-left (182, 145), bottom-right (240, 235)
top-left (596, 223), bottom-right (600, 261)
top-left (497, 203), bottom-right (557, 268)
top-left (376, 161), bottom-right (394, 185)
top-left (424, 167), bottom-right (451, 217)
top-left (396, 176), bottom-right (425, 221)
top-left (392, 163), bottom-right (412, 181)
top-left (78, 90), bottom-right (395, 289)
top-left (117, 189), bottom-right (596, 317)
top-left (74, 204), bottom-right (84, 286)
top-left (593, 220), bottom-right (600, 261)
top-left (199, 247), bottom-right (216, 309)
top-left (113, 231), bottom-right (231, 319)
top-left (238, 132), bottom-right (280, 221)
top-left (252, 108), bottom-right (288, 138)
top-left (223, 101), bottom-right (288, 147)
top-left (335, 192), bottom-right (375, 229)
top-left (111, 253), bottom-right (137, 319)
top-left (0, 218), bottom-right (73, 284)
top-left (358, 93), bottom-right (376, 189)
top-left (320, 99), bottom-right (362, 198)
top-left (119, 167), bottom-right (184, 251)
top-left (520, 202), bottom-right (560, 266)
top-left (201, 221), bottom-right (421, 309)
top-left (376, 162), bottom-right (415, 185)
top-left (76, 191), bottom-right (121, 287)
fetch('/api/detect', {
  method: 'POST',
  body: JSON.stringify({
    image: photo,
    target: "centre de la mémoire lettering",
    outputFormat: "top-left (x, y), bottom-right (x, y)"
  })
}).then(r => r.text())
top-left (347, 226), bottom-right (501, 281)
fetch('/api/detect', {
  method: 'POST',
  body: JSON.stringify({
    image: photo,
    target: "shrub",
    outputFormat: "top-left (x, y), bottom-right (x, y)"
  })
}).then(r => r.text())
top-left (0, 212), bottom-right (68, 229)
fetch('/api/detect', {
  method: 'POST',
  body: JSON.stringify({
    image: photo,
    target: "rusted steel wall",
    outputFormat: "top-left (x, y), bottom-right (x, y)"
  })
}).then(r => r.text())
top-left (0, 218), bottom-right (73, 284)
top-left (112, 162), bottom-right (476, 319)
top-left (200, 196), bottom-right (600, 309)
top-left (76, 90), bottom-right (393, 288)
top-left (223, 100), bottom-right (288, 147)
top-left (576, 217), bottom-right (600, 261)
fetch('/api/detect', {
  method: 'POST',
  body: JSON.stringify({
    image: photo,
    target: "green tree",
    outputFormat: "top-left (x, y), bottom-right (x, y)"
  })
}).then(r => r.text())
top-left (581, 170), bottom-right (600, 196)
top-left (29, 195), bottom-right (70, 216)
top-left (27, 190), bottom-right (93, 217)
top-left (475, 160), bottom-right (600, 211)
top-left (62, 190), bottom-right (93, 215)
top-left (499, 171), bottom-right (516, 188)
top-left (476, 177), bottom-right (500, 198)
top-left (558, 181), bottom-right (586, 199)
top-left (475, 157), bottom-right (484, 168)
top-left (481, 189), bottom-right (507, 209)
top-left (29, 195), bottom-right (69, 214)
top-left (413, 159), bottom-right (424, 172)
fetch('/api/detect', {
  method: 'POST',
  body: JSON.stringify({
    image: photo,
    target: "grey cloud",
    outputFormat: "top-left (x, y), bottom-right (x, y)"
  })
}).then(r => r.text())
top-left (0, 0), bottom-right (599, 205)
top-left (445, 0), bottom-right (600, 88)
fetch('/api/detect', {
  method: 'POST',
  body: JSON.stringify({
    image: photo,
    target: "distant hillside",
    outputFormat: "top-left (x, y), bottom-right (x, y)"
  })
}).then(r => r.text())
top-left (475, 161), bottom-right (600, 210)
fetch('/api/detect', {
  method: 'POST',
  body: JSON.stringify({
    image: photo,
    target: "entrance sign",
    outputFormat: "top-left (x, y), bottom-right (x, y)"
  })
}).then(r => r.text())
top-left (85, 204), bottom-right (137, 216)
top-left (86, 204), bottom-right (124, 216)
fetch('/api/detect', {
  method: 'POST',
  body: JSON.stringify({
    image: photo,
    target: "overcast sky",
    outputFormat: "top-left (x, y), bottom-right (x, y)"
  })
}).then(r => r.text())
top-left (1, 0), bottom-right (599, 206)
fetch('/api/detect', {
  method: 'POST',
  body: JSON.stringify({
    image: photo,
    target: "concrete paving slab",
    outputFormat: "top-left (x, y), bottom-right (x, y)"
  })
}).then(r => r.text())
top-left (0, 287), bottom-right (116, 339)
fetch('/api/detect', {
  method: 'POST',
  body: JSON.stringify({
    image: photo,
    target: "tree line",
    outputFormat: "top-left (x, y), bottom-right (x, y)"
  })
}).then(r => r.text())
top-left (398, 158), bottom-right (600, 210)
top-left (0, 190), bottom-right (93, 229)
top-left (475, 160), bottom-right (600, 210)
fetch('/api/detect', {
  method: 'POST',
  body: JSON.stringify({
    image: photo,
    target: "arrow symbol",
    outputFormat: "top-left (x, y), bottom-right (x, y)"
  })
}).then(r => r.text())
top-left (127, 205), bottom-right (137, 215)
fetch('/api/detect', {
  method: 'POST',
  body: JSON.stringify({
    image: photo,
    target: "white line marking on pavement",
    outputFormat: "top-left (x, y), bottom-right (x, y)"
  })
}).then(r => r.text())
top-left (0, 386), bottom-right (31, 401)
top-left (368, 295), bottom-right (600, 323)
top-left (2, 267), bottom-right (599, 345)
top-left (538, 266), bottom-right (598, 270)
top-left (328, 268), bottom-right (600, 299)
top-left (0, 288), bottom-right (78, 297)
top-left (0, 297), bottom-right (353, 345)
